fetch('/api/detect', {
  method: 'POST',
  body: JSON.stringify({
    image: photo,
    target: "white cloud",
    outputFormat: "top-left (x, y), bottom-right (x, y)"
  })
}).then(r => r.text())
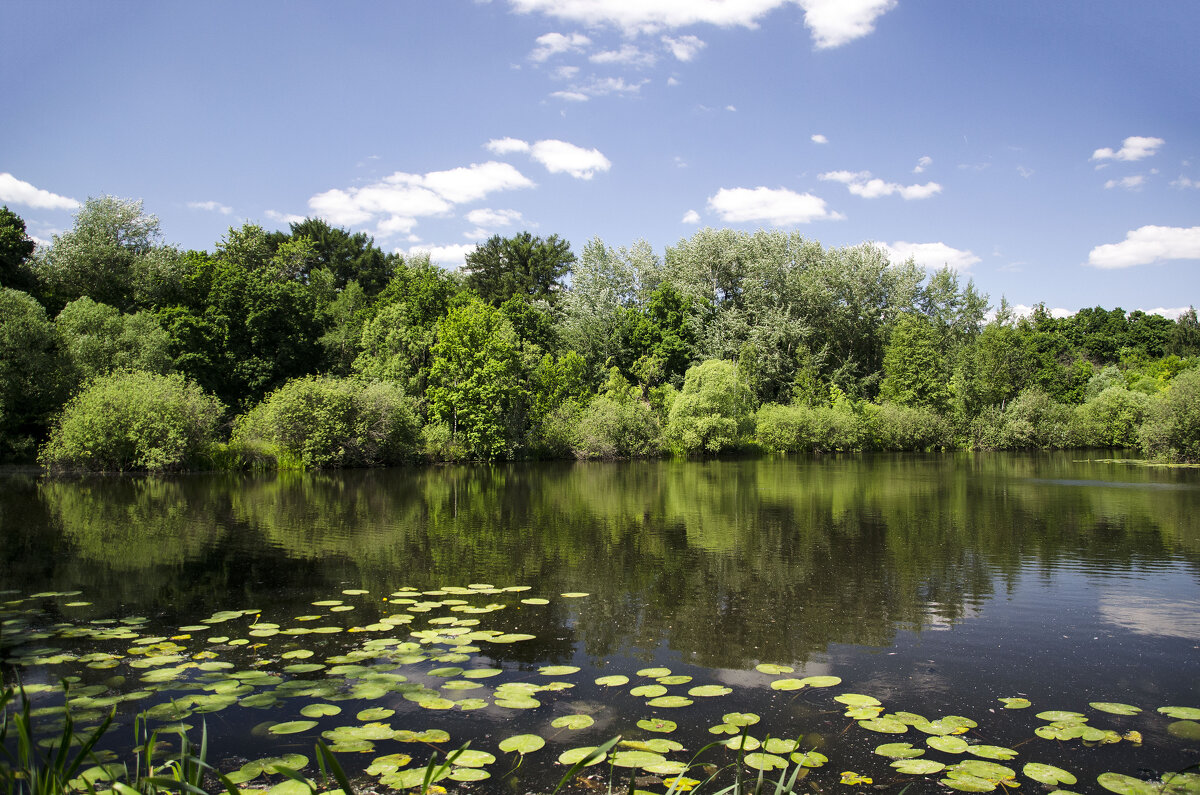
top-left (1005, 304), bottom-right (1073, 320)
top-left (530, 31), bottom-right (591, 61)
top-left (662, 34), bottom-right (706, 61)
top-left (405, 243), bottom-right (478, 269)
top-left (1140, 306), bottom-right (1191, 320)
top-left (681, 209), bottom-right (701, 224)
top-left (1104, 175), bottom-right (1145, 190)
top-left (667, 76), bottom-right (680, 86)
top-left (265, 209), bottom-right (306, 225)
top-left (1017, 165), bottom-right (1035, 178)
top-left (913, 156), bottom-right (932, 174)
top-left (465, 208), bottom-right (524, 228)
top-left (551, 90), bottom-right (590, 102)
top-left (509, 0), bottom-right (894, 47)
top-left (0, 173), bottom-right (80, 211)
top-left (725, 105), bottom-right (737, 112)
top-left (590, 44), bottom-right (656, 67)
top-left (307, 161), bottom-right (533, 236)
top-left (1087, 225), bottom-right (1200, 269)
top-left (819, 169), bottom-right (942, 200)
top-left (811, 134), bottom-right (828, 144)
top-left (882, 241), bottom-right (981, 271)
top-left (1091, 135), bottom-right (1164, 162)
top-left (530, 139), bottom-right (612, 179)
top-left (486, 137), bottom-right (533, 155)
top-left (188, 200), bottom-right (233, 215)
top-left (553, 65), bottom-right (580, 79)
top-left (1170, 175), bottom-right (1198, 189)
top-left (706, 186), bottom-right (843, 225)
top-left (797, 0), bottom-right (897, 49)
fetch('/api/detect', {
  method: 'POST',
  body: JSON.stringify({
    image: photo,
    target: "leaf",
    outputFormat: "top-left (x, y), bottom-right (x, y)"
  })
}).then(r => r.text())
top-left (637, 667), bottom-right (672, 678)
top-left (1023, 763), bottom-right (1077, 786)
top-left (874, 743), bottom-right (924, 759)
top-left (687, 685), bottom-right (731, 697)
top-left (998, 697), bottom-right (1031, 709)
top-left (630, 685), bottom-right (668, 698)
top-left (647, 696), bottom-right (693, 708)
top-left (967, 745), bottom-right (1018, 760)
top-left (891, 759), bottom-right (945, 775)
top-left (356, 708), bottom-right (394, 721)
top-left (744, 753), bottom-right (789, 771)
top-left (1097, 772), bottom-right (1161, 795)
top-left (611, 750), bottom-right (667, 770)
top-left (722, 712), bottom-right (760, 727)
top-left (859, 717), bottom-right (908, 734)
top-left (928, 736), bottom-right (969, 753)
top-left (799, 676), bottom-right (841, 688)
top-left (755, 663), bottom-right (794, 675)
top-left (539, 665), bottom-right (580, 676)
top-left (834, 693), bottom-right (881, 707)
top-left (449, 750), bottom-right (495, 768)
top-left (552, 715), bottom-right (594, 730)
top-left (791, 751), bottom-right (827, 768)
top-left (596, 675), bottom-right (630, 687)
top-left (770, 679), bottom-right (805, 691)
top-left (499, 734), bottom-right (545, 754)
top-left (1158, 706), bottom-right (1200, 720)
top-left (1090, 702), bottom-right (1141, 715)
top-left (268, 720), bottom-right (318, 735)
top-left (557, 746), bottom-right (608, 766)
top-left (637, 718), bottom-right (677, 733)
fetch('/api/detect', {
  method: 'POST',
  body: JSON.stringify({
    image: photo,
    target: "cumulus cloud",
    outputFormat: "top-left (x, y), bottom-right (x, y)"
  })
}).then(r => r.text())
top-left (405, 243), bottom-right (478, 269)
top-left (551, 90), bottom-right (590, 102)
top-left (265, 209), bottom-right (306, 225)
top-left (308, 161), bottom-right (533, 238)
top-left (485, 137), bottom-right (533, 155)
top-left (1139, 307), bottom-right (1191, 320)
top-left (662, 34), bottom-right (706, 61)
top-left (913, 156), bottom-right (932, 174)
top-left (465, 208), bottom-right (524, 228)
top-left (531, 140), bottom-right (611, 179)
top-left (590, 44), bottom-right (656, 67)
top-left (188, 200), bottom-right (233, 215)
top-left (1087, 225), bottom-right (1200, 269)
top-left (706, 187), bottom-right (843, 225)
top-left (811, 134), bottom-right (828, 144)
top-left (510, 0), bottom-right (894, 47)
top-left (881, 241), bottom-right (981, 271)
top-left (0, 173), bottom-right (80, 211)
top-left (1170, 175), bottom-right (1198, 189)
top-left (819, 170), bottom-right (942, 200)
top-left (1091, 136), bottom-right (1164, 162)
top-left (1005, 304), bottom-right (1073, 320)
top-left (530, 31), bottom-right (591, 61)
top-left (681, 209), bottom-right (701, 224)
top-left (1104, 175), bottom-right (1145, 190)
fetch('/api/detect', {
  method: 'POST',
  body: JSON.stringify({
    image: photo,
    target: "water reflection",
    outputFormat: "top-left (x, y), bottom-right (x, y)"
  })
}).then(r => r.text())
top-left (2, 454), bottom-right (1197, 672)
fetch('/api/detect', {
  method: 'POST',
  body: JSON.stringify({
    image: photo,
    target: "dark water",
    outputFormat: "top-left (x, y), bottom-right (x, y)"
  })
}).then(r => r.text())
top-left (2, 453), bottom-right (1199, 792)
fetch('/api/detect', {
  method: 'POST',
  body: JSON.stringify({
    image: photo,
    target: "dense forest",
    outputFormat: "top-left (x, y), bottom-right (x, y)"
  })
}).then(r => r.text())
top-left (2, 197), bottom-right (1198, 471)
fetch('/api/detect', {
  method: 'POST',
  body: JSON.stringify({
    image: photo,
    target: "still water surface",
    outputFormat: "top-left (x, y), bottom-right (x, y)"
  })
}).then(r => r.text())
top-left (2, 453), bottom-right (1199, 792)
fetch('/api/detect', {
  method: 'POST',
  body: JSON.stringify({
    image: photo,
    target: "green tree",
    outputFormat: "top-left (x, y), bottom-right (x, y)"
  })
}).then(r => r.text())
top-left (1139, 368), bottom-right (1200, 462)
top-left (880, 314), bottom-right (952, 412)
top-left (0, 288), bottom-right (67, 460)
top-left (266, 217), bottom-right (395, 295)
top-left (55, 298), bottom-right (172, 388)
top-left (39, 370), bottom-right (224, 472)
top-left (34, 196), bottom-right (185, 312)
top-left (1169, 307), bottom-right (1200, 356)
top-left (0, 205), bottom-right (38, 296)
top-left (665, 359), bottom-right (754, 455)
top-left (426, 299), bottom-right (524, 459)
top-left (464, 232), bottom-right (574, 307)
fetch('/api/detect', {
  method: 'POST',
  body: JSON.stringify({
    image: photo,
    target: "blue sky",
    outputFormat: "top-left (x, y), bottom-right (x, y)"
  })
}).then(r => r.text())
top-left (3, 0), bottom-right (1198, 316)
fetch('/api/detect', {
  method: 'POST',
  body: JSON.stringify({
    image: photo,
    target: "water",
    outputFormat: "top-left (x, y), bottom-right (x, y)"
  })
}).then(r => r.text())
top-left (2, 453), bottom-right (1199, 792)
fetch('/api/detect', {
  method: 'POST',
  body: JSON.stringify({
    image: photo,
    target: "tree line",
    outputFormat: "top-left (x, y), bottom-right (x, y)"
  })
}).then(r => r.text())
top-left (2, 197), bottom-right (1198, 471)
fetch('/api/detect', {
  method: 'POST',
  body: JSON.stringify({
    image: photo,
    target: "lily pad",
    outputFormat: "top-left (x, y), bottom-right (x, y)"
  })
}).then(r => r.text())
top-left (891, 759), bottom-right (946, 775)
top-left (499, 734), bottom-right (545, 754)
top-left (875, 743), bottom-right (924, 759)
top-left (967, 745), bottom-right (1018, 760)
top-left (638, 718), bottom-right (677, 733)
top-left (1091, 702), bottom-right (1141, 715)
top-left (762, 738), bottom-right (798, 754)
top-left (657, 675), bottom-right (692, 685)
top-left (755, 663), bottom-right (794, 675)
top-left (744, 753), bottom-right (789, 771)
top-left (1037, 710), bottom-right (1086, 722)
top-left (722, 735), bottom-right (761, 751)
top-left (357, 708), bottom-right (394, 721)
top-left (560, 592), bottom-right (590, 598)
top-left (596, 675), bottom-right (630, 687)
top-left (723, 712), bottom-right (760, 727)
top-left (1158, 706), bottom-right (1200, 720)
top-left (268, 720), bottom-right (318, 735)
top-left (1023, 763), bottom-right (1077, 786)
top-left (688, 685), bottom-right (731, 697)
top-left (1168, 720), bottom-right (1200, 740)
top-left (799, 675), bottom-right (841, 688)
top-left (461, 668), bottom-right (503, 679)
top-left (859, 717), bottom-right (908, 734)
top-left (770, 679), bottom-right (804, 691)
top-left (611, 750), bottom-right (667, 769)
top-left (998, 697), bottom-right (1031, 709)
top-left (539, 665), bottom-right (580, 676)
top-left (552, 714), bottom-right (594, 730)
top-left (450, 750), bottom-right (496, 768)
top-left (637, 667), bottom-right (672, 678)
top-left (558, 746), bottom-right (608, 766)
top-left (1097, 772), bottom-right (1161, 795)
top-left (791, 751), bottom-right (827, 768)
top-left (631, 684), bottom-right (668, 698)
top-left (835, 693), bottom-right (881, 707)
top-left (647, 696), bottom-right (693, 708)
top-left (928, 736), bottom-right (969, 753)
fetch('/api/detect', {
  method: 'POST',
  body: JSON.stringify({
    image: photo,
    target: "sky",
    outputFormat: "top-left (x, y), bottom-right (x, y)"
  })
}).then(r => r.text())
top-left (2, 0), bottom-right (1199, 317)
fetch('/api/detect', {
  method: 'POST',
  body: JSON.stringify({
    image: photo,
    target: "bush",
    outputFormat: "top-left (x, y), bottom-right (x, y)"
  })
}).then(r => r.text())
top-left (232, 376), bottom-right (418, 468)
top-left (1073, 386), bottom-right (1150, 448)
top-left (969, 389), bottom-right (1074, 450)
top-left (1139, 368), bottom-right (1200, 462)
top-left (40, 370), bottom-right (224, 472)
top-left (864, 402), bottom-right (954, 451)
top-left (665, 360), bottom-right (754, 455)
top-left (575, 396), bottom-right (661, 458)
top-left (754, 402), bottom-right (872, 453)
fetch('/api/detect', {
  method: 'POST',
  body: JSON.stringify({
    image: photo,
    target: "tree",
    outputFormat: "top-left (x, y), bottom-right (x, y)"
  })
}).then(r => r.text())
top-left (880, 314), bottom-right (952, 412)
top-left (0, 206), bottom-right (38, 295)
top-left (0, 288), bottom-right (67, 460)
top-left (665, 359), bottom-right (754, 454)
top-left (1140, 368), bottom-right (1200, 462)
top-left (34, 196), bottom-right (186, 312)
top-left (426, 299), bottom-right (524, 459)
top-left (55, 298), bottom-right (172, 388)
top-left (266, 217), bottom-right (395, 295)
top-left (463, 232), bottom-right (574, 307)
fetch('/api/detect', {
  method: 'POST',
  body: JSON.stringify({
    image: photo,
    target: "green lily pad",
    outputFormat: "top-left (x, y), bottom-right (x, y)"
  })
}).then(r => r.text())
top-left (657, 675), bottom-right (692, 685)
top-left (495, 696), bottom-right (541, 709)
top-left (928, 736), bottom-right (969, 753)
top-left (891, 759), bottom-right (946, 775)
top-left (552, 714), bottom-right (594, 730)
top-left (268, 720), bottom-right (318, 735)
top-left (998, 697), bottom-right (1031, 709)
top-left (266, 780), bottom-right (315, 795)
top-left (755, 663), bottom-right (794, 675)
top-left (968, 745), bottom-right (1017, 760)
top-left (1168, 720), bottom-right (1200, 740)
top-left (449, 750), bottom-right (495, 768)
top-left (723, 712), bottom-right (760, 727)
top-left (835, 693), bottom-right (881, 707)
top-left (799, 676), bottom-right (841, 688)
top-left (941, 773), bottom-right (996, 792)
top-left (560, 592), bottom-right (590, 598)
top-left (638, 718), bottom-right (677, 733)
top-left (771, 679), bottom-right (805, 691)
top-left (1023, 763), bottom-right (1077, 786)
top-left (1037, 710), bottom-right (1086, 722)
top-left (462, 668), bottom-right (503, 679)
top-left (647, 696), bottom-right (693, 708)
top-left (558, 746), bottom-right (608, 766)
top-left (1091, 702), bottom-right (1141, 715)
top-left (950, 761), bottom-right (1016, 781)
top-left (596, 675), bottom-right (630, 687)
top-left (623, 739), bottom-right (684, 753)
top-left (859, 717), bottom-right (908, 734)
top-left (499, 734), bottom-right (545, 754)
top-left (722, 735), bottom-right (761, 751)
top-left (688, 685), bottom-right (732, 697)
top-left (539, 665), bottom-right (580, 676)
top-left (365, 753), bottom-right (413, 775)
top-left (644, 760), bottom-right (688, 776)
top-left (631, 684), bottom-right (668, 697)
top-left (875, 743), bottom-right (924, 759)
top-left (1158, 706), bottom-right (1200, 720)
top-left (448, 767), bottom-right (490, 781)
top-left (611, 750), bottom-right (667, 770)
top-left (357, 708), bottom-right (394, 721)
top-left (521, 598), bottom-right (550, 605)
top-left (763, 738), bottom-right (797, 754)
top-left (744, 753), bottom-right (788, 771)
top-left (791, 751), bottom-right (827, 768)
top-left (637, 667), bottom-right (672, 678)
top-left (382, 768), bottom-right (450, 789)
top-left (1097, 772), bottom-right (1161, 794)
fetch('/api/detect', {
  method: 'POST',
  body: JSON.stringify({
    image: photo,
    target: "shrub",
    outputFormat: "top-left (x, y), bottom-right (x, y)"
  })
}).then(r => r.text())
top-left (232, 376), bottom-right (418, 469)
top-left (40, 370), bottom-right (224, 472)
top-left (665, 359), bottom-right (754, 455)
top-left (1073, 386), bottom-right (1150, 448)
top-left (1139, 368), bottom-right (1200, 462)
top-left (999, 389), bottom-right (1075, 448)
top-left (575, 396), bottom-right (661, 458)
top-left (754, 402), bottom-right (873, 453)
top-left (864, 402), bottom-right (954, 451)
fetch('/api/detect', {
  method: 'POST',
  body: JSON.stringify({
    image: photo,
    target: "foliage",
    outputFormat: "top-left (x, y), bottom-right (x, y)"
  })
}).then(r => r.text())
top-left (464, 231), bottom-right (575, 307)
top-left (232, 376), bottom-right (418, 468)
top-left (0, 288), bottom-right (67, 461)
top-left (864, 402), bottom-right (954, 451)
top-left (0, 205), bottom-right (38, 295)
top-left (267, 216), bottom-right (396, 295)
top-left (575, 370), bottom-right (662, 458)
top-left (1139, 368), bottom-right (1200, 462)
top-left (880, 314), bottom-right (952, 412)
top-left (426, 299), bottom-right (524, 459)
top-left (40, 370), bottom-right (224, 471)
top-left (666, 359), bottom-right (754, 455)
top-left (754, 401), bottom-right (868, 453)
top-left (970, 388), bottom-right (1076, 450)
top-left (1074, 386), bottom-right (1151, 448)
top-left (55, 297), bottom-right (172, 388)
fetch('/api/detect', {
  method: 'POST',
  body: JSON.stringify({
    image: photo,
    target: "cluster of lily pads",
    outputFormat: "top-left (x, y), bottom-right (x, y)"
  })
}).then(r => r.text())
top-left (2, 585), bottom-right (1199, 794)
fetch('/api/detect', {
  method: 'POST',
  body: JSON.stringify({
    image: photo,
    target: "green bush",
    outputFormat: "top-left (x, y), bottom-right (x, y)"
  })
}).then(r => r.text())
top-left (40, 370), bottom-right (224, 472)
top-left (1073, 386), bottom-right (1150, 448)
top-left (232, 376), bottom-right (418, 469)
top-left (970, 389), bottom-right (1075, 450)
top-left (665, 359), bottom-right (754, 455)
top-left (754, 402), bottom-right (872, 453)
top-left (1139, 368), bottom-right (1200, 462)
top-left (1, 288), bottom-right (68, 461)
top-left (575, 395), bottom-right (661, 458)
top-left (864, 402), bottom-right (954, 451)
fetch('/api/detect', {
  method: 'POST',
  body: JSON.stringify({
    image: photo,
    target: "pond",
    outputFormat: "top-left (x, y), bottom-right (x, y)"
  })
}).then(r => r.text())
top-left (2, 453), bottom-right (1199, 793)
